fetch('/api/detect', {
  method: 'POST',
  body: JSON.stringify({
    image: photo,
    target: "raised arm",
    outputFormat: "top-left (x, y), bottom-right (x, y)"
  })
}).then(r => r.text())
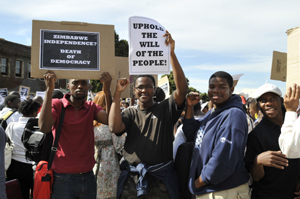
top-left (185, 92), bottom-right (200, 119)
top-left (279, 83), bottom-right (300, 158)
top-left (38, 70), bottom-right (56, 133)
top-left (164, 31), bottom-right (188, 106)
top-left (95, 72), bottom-right (112, 125)
top-left (108, 78), bottom-right (129, 133)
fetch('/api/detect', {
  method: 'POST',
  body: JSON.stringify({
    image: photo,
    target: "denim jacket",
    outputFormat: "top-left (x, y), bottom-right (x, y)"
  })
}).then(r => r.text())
top-left (117, 160), bottom-right (179, 199)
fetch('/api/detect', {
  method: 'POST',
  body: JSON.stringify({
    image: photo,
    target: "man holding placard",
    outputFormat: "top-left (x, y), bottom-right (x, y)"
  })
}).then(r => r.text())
top-left (109, 31), bottom-right (188, 198)
top-left (39, 71), bottom-right (112, 199)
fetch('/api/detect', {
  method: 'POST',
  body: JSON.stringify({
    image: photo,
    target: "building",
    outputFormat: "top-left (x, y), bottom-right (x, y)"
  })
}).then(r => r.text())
top-left (0, 38), bottom-right (67, 97)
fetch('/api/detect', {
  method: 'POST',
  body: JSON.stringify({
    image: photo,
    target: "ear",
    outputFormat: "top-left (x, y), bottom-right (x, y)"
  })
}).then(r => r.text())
top-left (280, 97), bottom-right (284, 104)
top-left (66, 82), bottom-right (70, 90)
top-left (7, 101), bottom-right (13, 108)
top-left (230, 86), bottom-right (234, 95)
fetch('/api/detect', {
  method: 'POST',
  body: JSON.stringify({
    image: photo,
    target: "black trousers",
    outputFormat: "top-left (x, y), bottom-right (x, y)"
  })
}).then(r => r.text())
top-left (174, 141), bottom-right (194, 199)
top-left (6, 159), bottom-right (33, 199)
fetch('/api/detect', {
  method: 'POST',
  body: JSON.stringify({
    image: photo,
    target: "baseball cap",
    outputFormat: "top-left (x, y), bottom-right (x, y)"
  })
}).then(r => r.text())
top-left (201, 102), bottom-right (208, 111)
top-left (254, 83), bottom-right (282, 99)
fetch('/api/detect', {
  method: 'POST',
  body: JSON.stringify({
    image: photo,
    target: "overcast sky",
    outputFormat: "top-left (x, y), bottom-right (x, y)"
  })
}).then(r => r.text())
top-left (1, 0), bottom-right (299, 96)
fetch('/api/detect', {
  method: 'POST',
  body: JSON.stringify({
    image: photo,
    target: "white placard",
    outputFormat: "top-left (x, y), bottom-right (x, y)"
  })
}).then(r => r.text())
top-left (129, 16), bottom-right (170, 75)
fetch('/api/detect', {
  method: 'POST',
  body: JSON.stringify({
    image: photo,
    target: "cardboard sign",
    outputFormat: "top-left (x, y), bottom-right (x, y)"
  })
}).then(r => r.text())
top-left (158, 76), bottom-right (170, 97)
top-left (129, 16), bottom-right (170, 75)
top-left (35, 91), bottom-right (45, 99)
top-left (0, 88), bottom-right (7, 105)
top-left (19, 86), bottom-right (30, 101)
top-left (286, 27), bottom-right (300, 90)
top-left (0, 88), bottom-right (8, 98)
top-left (270, 51), bottom-right (287, 82)
top-left (40, 30), bottom-right (99, 71)
top-left (232, 74), bottom-right (244, 88)
top-left (31, 20), bottom-right (115, 80)
top-left (0, 96), bottom-right (4, 105)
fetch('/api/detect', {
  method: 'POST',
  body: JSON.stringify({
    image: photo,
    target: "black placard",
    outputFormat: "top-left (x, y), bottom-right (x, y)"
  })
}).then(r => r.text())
top-left (40, 30), bottom-right (100, 70)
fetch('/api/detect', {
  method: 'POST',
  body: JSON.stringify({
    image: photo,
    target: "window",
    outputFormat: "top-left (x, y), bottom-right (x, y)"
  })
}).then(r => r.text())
top-left (1, 58), bottom-right (8, 75)
top-left (15, 60), bottom-right (22, 77)
top-left (28, 62), bottom-right (32, 78)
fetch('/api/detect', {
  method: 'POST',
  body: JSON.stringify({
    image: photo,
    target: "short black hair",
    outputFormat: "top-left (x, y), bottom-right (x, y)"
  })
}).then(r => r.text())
top-left (8, 91), bottom-right (21, 98)
top-left (18, 99), bottom-right (41, 116)
top-left (4, 95), bottom-right (20, 107)
top-left (154, 87), bottom-right (166, 102)
top-left (209, 71), bottom-right (233, 87)
top-left (52, 89), bottom-right (64, 99)
top-left (134, 75), bottom-right (156, 86)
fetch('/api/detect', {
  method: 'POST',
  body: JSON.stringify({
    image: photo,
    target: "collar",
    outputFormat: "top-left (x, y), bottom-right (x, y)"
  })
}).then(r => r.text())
top-left (19, 117), bottom-right (34, 123)
top-left (62, 94), bottom-right (89, 109)
top-left (261, 117), bottom-right (280, 130)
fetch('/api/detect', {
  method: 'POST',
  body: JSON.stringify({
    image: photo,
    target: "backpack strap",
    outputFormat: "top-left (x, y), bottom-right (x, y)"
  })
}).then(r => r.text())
top-left (47, 100), bottom-right (65, 170)
top-left (1, 109), bottom-right (17, 121)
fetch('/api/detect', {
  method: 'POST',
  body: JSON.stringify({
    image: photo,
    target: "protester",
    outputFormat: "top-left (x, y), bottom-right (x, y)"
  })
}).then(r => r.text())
top-left (0, 91), bottom-right (21, 111)
top-left (52, 89), bottom-right (64, 99)
top-left (245, 83), bottom-right (300, 199)
top-left (38, 70), bottom-right (112, 199)
top-left (173, 102), bottom-right (203, 199)
top-left (122, 102), bottom-right (129, 109)
top-left (33, 96), bottom-right (43, 105)
top-left (5, 99), bottom-right (41, 199)
top-left (0, 94), bottom-right (22, 126)
top-left (0, 127), bottom-right (7, 199)
top-left (200, 102), bottom-right (209, 114)
top-left (33, 95), bottom-right (43, 114)
top-left (279, 83), bottom-right (300, 158)
top-left (108, 31), bottom-right (188, 199)
top-left (182, 71), bottom-right (250, 198)
top-left (93, 91), bottom-right (126, 199)
top-left (153, 86), bottom-right (166, 102)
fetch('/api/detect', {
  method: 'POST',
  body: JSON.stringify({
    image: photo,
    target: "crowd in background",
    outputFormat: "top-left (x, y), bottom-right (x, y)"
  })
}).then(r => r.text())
top-left (1, 32), bottom-right (300, 199)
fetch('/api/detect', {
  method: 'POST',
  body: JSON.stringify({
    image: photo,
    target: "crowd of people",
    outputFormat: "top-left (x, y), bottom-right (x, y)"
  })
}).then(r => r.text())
top-left (1, 31), bottom-right (300, 199)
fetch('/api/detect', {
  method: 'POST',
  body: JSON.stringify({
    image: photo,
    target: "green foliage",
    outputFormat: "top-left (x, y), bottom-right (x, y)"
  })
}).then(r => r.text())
top-left (91, 31), bottom-right (129, 92)
top-left (200, 92), bottom-right (209, 102)
top-left (90, 80), bottom-right (103, 93)
top-left (188, 87), bottom-right (199, 93)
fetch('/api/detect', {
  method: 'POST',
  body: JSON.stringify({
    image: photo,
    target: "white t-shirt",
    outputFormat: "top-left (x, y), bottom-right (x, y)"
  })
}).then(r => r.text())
top-left (5, 117), bottom-right (34, 164)
top-left (0, 107), bottom-right (22, 126)
top-left (279, 111), bottom-right (300, 158)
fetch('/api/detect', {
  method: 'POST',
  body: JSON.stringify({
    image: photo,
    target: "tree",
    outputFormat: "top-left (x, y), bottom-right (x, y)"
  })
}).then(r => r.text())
top-left (91, 31), bottom-right (129, 92)
top-left (200, 92), bottom-right (209, 102)
top-left (115, 32), bottom-right (129, 57)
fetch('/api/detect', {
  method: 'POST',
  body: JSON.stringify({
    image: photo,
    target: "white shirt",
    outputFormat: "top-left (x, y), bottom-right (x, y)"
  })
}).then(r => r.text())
top-left (279, 111), bottom-right (300, 158)
top-left (5, 117), bottom-right (34, 164)
top-left (0, 107), bottom-right (22, 126)
top-left (173, 124), bottom-right (186, 160)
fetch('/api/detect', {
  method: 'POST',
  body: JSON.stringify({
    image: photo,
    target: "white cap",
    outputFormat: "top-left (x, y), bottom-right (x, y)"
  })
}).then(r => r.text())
top-left (201, 102), bottom-right (208, 111)
top-left (254, 83), bottom-right (282, 99)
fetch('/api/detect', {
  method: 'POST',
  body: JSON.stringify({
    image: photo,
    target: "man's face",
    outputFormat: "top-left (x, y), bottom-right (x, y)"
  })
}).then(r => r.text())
top-left (67, 79), bottom-right (90, 100)
top-left (208, 77), bottom-right (233, 109)
top-left (134, 77), bottom-right (155, 105)
top-left (258, 92), bottom-right (282, 119)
